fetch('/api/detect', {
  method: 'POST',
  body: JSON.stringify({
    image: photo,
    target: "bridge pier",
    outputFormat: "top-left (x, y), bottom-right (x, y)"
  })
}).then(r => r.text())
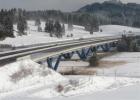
top-left (89, 52), bottom-right (98, 67)
top-left (89, 42), bottom-right (118, 67)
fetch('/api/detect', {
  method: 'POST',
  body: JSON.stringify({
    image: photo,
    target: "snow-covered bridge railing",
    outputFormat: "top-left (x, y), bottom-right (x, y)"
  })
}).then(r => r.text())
top-left (0, 44), bottom-right (13, 52)
top-left (0, 44), bottom-right (12, 48)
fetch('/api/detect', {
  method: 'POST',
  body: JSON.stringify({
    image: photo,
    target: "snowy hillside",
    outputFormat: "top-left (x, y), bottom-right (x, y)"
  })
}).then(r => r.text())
top-left (0, 20), bottom-right (140, 47)
top-left (0, 59), bottom-right (68, 94)
top-left (0, 60), bottom-right (140, 99)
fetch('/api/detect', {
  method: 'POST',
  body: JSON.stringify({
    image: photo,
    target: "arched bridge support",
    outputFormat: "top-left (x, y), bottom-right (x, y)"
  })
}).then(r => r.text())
top-left (97, 42), bottom-right (117, 52)
top-left (37, 41), bottom-right (119, 71)
top-left (76, 47), bottom-right (97, 60)
top-left (62, 52), bottom-right (74, 60)
top-left (47, 55), bottom-right (62, 70)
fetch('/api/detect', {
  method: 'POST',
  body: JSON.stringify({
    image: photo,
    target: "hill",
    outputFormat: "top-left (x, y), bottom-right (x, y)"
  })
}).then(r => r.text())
top-left (77, 2), bottom-right (140, 27)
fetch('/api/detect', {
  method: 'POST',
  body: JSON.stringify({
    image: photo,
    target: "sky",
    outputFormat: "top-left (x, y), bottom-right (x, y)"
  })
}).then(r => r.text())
top-left (0, 0), bottom-right (140, 12)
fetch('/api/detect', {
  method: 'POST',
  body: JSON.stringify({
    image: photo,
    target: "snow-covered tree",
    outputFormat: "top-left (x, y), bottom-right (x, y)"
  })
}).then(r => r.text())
top-left (61, 24), bottom-right (65, 35)
top-left (45, 20), bottom-right (54, 37)
top-left (54, 21), bottom-right (62, 38)
top-left (38, 26), bottom-right (42, 32)
top-left (35, 18), bottom-right (41, 26)
top-left (67, 14), bottom-right (73, 31)
top-left (0, 9), bottom-right (14, 39)
top-left (17, 13), bottom-right (27, 36)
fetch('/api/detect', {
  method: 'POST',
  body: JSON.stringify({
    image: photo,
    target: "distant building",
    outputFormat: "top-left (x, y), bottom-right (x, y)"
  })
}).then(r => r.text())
top-left (106, 0), bottom-right (122, 4)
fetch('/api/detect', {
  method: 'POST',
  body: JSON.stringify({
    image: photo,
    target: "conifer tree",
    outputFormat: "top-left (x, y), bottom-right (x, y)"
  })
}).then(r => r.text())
top-left (45, 20), bottom-right (54, 37)
top-left (0, 9), bottom-right (14, 39)
top-left (62, 24), bottom-right (65, 35)
top-left (17, 12), bottom-right (27, 35)
top-left (35, 18), bottom-right (41, 26)
top-left (54, 21), bottom-right (62, 38)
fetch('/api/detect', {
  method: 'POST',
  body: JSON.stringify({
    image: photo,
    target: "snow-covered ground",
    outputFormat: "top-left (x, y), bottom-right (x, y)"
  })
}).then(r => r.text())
top-left (51, 84), bottom-right (140, 100)
top-left (96, 52), bottom-right (140, 77)
top-left (100, 25), bottom-right (140, 33)
top-left (58, 52), bottom-right (140, 77)
top-left (1, 53), bottom-right (140, 100)
top-left (1, 75), bottom-right (140, 100)
top-left (0, 59), bottom-right (68, 94)
top-left (0, 20), bottom-right (140, 47)
top-left (0, 20), bottom-right (93, 47)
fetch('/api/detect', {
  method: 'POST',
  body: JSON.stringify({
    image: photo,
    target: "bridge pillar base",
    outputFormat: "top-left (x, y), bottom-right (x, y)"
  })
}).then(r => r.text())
top-left (89, 52), bottom-right (99, 67)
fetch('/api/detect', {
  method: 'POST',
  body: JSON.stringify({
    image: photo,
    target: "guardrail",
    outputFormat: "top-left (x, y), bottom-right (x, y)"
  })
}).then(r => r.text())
top-left (0, 37), bottom-right (99, 56)
top-left (0, 44), bottom-right (12, 48)
top-left (33, 39), bottom-right (119, 62)
top-left (0, 35), bottom-right (121, 56)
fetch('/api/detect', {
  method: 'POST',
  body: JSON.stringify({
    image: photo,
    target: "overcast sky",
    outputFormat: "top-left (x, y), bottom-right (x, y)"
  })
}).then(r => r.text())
top-left (0, 0), bottom-right (140, 12)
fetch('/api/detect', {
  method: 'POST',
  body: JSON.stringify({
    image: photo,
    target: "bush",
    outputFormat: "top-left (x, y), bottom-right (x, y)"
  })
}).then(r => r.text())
top-left (56, 84), bottom-right (64, 92)
top-left (10, 67), bottom-right (33, 83)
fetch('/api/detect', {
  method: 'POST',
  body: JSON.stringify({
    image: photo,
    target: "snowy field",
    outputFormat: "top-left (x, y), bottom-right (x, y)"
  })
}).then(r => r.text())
top-left (97, 52), bottom-right (140, 77)
top-left (0, 20), bottom-right (140, 47)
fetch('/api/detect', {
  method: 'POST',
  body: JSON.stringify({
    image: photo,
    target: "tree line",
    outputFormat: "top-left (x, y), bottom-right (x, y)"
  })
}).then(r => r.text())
top-left (0, 8), bottom-right (102, 39)
top-left (45, 20), bottom-right (65, 38)
top-left (26, 11), bottom-right (99, 34)
top-left (0, 9), bottom-right (27, 39)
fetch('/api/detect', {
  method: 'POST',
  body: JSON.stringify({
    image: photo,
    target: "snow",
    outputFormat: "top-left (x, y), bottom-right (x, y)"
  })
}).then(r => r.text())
top-left (96, 52), bottom-right (140, 77)
top-left (100, 25), bottom-right (140, 34)
top-left (56, 52), bottom-right (140, 100)
top-left (51, 84), bottom-right (140, 100)
top-left (0, 59), bottom-right (68, 94)
top-left (63, 76), bottom-right (140, 97)
top-left (0, 20), bottom-right (89, 47)
top-left (1, 20), bottom-right (140, 47)
top-left (1, 53), bottom-right (140, 100)
top-left (1, 74), bottom-right (140, 100)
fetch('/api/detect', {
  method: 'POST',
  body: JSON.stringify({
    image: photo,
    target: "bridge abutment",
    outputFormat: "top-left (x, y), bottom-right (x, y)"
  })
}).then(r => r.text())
top-left (89, 52), bottom-right (99, 67)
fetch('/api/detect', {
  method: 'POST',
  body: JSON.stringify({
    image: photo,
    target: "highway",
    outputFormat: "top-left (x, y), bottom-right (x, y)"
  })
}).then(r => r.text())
top-left (0, 35), bottom-right (125, 65)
